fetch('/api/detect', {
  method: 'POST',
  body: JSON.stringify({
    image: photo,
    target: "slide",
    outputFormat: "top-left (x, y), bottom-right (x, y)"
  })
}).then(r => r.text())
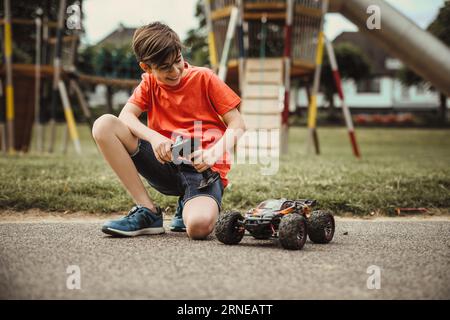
top-left (330, 0), bottom-right (450, 96)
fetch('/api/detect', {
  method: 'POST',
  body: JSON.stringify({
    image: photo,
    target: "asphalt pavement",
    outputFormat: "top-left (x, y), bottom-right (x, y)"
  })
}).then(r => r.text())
top-left (0, 217), bottom-right (449, 299)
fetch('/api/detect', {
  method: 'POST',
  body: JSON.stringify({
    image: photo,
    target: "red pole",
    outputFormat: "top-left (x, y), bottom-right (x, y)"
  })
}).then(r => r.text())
top-left (325, 36), bottom-right (361, 158)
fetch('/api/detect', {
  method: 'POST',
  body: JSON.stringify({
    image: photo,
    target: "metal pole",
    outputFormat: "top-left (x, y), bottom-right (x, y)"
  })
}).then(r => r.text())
top-left (203, 0), bottom-right (219, 70)
top-left (61, 122), bottom-right (69, 153)
top-left (58, 80), bottom-right (81, 154)
top-left (218, 6), bottom-right (239, 81)
top-left (39, 6), bottom-right (50, 152)
top-left (324, 36), bottom-right (361, 158)
top-left (34, 8), bottom-right (43, 153)
top-left (306, 0), bottom-right (328, 155)
top-left (70, 76), bottom-right (98, 152)
top-left (257, 13), bottom-right (268, 150)
top-left (48, 0), bottom-right (66, 153)
top-left (70, 79), bottom-right (93, 129)
top-left (0, 22), bottom-right (5, 154)
top-left (281, 0), bottom-right (294, 154)
top-left (0, 78), bottom-right (5, 153)
top-left (3, 0), bottom-right (15, 154)
top-left (236, 0), bottom-right (245, 93)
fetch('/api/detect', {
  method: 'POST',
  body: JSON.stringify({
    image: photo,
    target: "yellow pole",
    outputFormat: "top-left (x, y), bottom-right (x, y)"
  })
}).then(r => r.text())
top-left (208, 32), bottom-right (218, 67)
top-left (307, 31), bottom-right (324, 129)
top-left (203, 0), bottom-right (218, 69)
top-left (305, 0), bottom-right (328, 155)
top-left (4, 0), bottom-right (15, 154)
top-left (58, 80), bottom-right (81, 154)
top-left (0, 78), bottom-right (5, 153)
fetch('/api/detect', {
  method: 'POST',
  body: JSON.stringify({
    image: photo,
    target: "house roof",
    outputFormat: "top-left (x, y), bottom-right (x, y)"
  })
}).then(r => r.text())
top-left (96, 23), bottom-right (136, 48)
top-left (333, 31), bottom-right (398, 76)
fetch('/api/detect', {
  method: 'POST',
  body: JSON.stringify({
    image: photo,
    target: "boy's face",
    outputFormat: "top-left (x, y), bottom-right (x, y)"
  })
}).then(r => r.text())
top-left (140, 52), bottom-right (186, 87)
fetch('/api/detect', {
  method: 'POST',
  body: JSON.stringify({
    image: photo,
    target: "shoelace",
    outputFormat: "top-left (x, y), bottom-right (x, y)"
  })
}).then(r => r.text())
top-left (126, 206), bottom-right (160, 219)
top-left (126, 206), bottom-right (141, 219)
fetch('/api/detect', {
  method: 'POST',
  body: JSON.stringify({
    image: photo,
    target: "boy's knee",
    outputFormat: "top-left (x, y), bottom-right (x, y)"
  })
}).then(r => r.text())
top-left (92, 114), bottom-right (118, 141)
top-left (186, 216), bottom-right (216, 240)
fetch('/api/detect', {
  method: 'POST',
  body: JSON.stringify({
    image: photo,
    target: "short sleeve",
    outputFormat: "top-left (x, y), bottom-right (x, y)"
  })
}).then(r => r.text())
top-left (207, 72), bottom-right (241, 116)
top-left (127, 73), bottom-right (151, 112)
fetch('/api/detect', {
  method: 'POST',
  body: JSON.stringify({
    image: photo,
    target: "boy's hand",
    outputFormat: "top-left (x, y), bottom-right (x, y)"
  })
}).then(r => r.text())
top-left (152, 136), bottom-right (173, 164)
top-left (190, 148), bottom-right (221, 173)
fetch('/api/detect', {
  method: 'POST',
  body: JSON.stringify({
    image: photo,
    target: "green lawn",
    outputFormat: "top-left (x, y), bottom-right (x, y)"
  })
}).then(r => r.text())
top-left (1, 124), bottom-right (449, 215)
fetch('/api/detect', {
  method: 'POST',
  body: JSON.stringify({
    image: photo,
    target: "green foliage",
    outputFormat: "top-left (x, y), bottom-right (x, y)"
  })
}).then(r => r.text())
top-left (397, 67), bottom-right (425, 87)
top-left (397, 1), bottom-right (450, 87)
top-left (77, 44), bottom-right (97, 74)
top-left (78, 44), bottom-right (141, 79)
top-left (320, 43), bottom-right (372, 105)
top-left (184, 29), bottom-right (209, 67)
top-left (183, 0), bottom-right (209, 67)
top-left (428, 0), bottom-right (450, 46)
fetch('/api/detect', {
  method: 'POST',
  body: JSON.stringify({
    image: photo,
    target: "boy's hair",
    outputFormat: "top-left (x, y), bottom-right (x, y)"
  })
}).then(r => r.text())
top-left (132, 22), bottom-right (183, 68)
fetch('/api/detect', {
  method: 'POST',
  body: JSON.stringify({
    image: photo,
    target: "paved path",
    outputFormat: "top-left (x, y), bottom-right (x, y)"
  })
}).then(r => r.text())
top-left (0, 217), bottom-right (449, 299)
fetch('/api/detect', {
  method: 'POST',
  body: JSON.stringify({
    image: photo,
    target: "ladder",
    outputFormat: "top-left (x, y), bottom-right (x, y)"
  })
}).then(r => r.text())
top-left (236, 58), bottom-right (284, 159)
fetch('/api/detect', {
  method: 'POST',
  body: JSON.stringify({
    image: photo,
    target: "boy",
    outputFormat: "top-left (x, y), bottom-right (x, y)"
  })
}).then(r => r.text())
top-left (92, 22), bottom-right (245, 240)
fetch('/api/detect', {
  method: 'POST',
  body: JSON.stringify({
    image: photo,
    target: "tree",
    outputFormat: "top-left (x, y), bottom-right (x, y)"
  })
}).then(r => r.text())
top-left (428, 0), bottom-right (450, 45)
top-left (320, 43), bottom-right (372, 119)
top-left (77, 43), bottom-right (141, 113)
top-left (397, 1), bottom-right (449, 123)
top-left (183, 0), bottom-right (209, 67)
top-left (77, 44), bottom-right (97, 75)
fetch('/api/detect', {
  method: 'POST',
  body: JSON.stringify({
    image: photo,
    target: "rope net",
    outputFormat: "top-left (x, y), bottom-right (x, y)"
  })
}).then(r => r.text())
top-left (209, 0), bottom-right (325, 65)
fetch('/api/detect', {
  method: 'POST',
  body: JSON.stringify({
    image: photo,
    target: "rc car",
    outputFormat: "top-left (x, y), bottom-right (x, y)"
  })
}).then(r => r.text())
top-left (215, 198), bottom-right (335, 250)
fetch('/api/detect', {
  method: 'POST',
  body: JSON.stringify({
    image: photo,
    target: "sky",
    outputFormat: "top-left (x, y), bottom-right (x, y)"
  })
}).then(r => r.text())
top-left (82, 0), bottom-right (446, 45)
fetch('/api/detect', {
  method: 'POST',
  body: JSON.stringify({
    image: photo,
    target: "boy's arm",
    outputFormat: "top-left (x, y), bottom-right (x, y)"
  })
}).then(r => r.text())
top-left (213, 107), bottom-right (246, 156)
top-left (119, 102), bottom-right (167, 144)
top-left (119, 102), bottom-right (173, 163)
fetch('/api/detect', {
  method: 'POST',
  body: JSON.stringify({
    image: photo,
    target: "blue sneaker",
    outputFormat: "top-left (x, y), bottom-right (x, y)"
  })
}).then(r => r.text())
top-left (102, 205), bottom-right (165, 237)
top-left (170, 197), bottom-right (186, 232)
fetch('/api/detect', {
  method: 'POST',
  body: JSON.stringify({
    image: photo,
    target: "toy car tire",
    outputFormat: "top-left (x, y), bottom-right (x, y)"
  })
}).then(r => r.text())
top-left (215, 211), bottom-right (245, 245)
top-left (307, 210), bottom-right (335, 244)
top-left (278, 214), bottom-right (307, 250)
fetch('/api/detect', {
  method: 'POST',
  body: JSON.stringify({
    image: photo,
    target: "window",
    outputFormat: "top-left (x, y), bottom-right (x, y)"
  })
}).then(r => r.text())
top-left (401, 85), bottom-right (410, 99)
top-left (385, 58), bottom-right (403, 70)
top-left (356, 78), bottom-right (381, 93)
top-left (416, 85), bottom-right (426, 95)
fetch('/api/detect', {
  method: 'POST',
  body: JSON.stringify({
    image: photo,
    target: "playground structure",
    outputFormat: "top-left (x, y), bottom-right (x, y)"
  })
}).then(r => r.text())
top-left (1, 0), bottom-right (450, 156)
top-left (203, 0), bottom-right (361, 157)
top-left (0, 0), bottom-right (139, 154)
top-left (203, 0), bottom-right (450, 158)
top-left (0, 0), bottom-right (84, 153)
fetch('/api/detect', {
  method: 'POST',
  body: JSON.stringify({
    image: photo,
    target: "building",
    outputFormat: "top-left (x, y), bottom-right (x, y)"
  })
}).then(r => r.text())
top-left (297, 31), bottom-right (447, 112)
top-left (96, 23), bottom-right (136, 48)
top-left (87, 24), bottom-right (137, 110)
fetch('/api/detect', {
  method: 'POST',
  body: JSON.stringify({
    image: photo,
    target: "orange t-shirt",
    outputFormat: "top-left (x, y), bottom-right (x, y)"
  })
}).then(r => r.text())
top-left (127, 63), bottom-right (241, 188)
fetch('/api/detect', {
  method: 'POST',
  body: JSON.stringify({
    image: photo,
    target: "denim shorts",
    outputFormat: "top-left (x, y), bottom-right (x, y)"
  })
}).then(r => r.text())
top-left (130, 139), bottom-right (224, 210)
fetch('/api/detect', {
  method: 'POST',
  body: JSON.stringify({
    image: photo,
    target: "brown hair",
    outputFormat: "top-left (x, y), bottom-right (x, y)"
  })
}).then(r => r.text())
top-left (132, 22), bottom-right (183, 68)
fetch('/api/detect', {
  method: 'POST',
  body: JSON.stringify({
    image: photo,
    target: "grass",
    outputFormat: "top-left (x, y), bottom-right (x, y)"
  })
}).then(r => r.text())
top-left (0, 124), bottom-right (449, 215)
